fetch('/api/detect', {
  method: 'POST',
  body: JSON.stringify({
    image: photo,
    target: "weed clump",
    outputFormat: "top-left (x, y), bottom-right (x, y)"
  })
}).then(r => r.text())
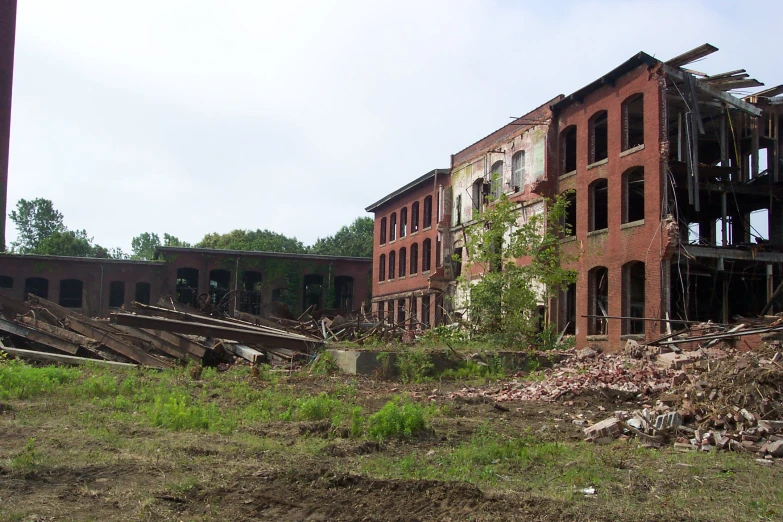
top-left (294, 392), bottom-right (343, 421)
top-left (367, 397), bottom-right (428, 440)
top-left (395, 350), bottom-right (434, 384)
top-left (0, 359), bottom-right (80, 400)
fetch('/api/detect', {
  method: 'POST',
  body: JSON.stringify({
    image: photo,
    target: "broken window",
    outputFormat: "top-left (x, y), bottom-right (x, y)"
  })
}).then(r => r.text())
top-left (389, 213), bottom-right (397, 241)
top-left (59, 279), bottom-right (83, 309)
top-left (109, 281), bottom-right (125, 308)
top-left (588, 266), bottom-right (609, 335)
top-left (453, 247), bottom-right (462, 278)
top-left (410, 243), bottom-right (418, 274)
top-left (399, 248), bottom-right (407, 277)
top-left (512, 151), bottom-right (525, 191)
top-left (562, 190), bottom-right (576, 237)
top-left (472, 179), bottom-right (484, 215)
top-left (423, 196), bottom-right (433, 228)
top-left (751, 209), bottom-right (769, 242)
top-left (0, 275), bottom-right (12, 289)
top-left (303, 274), bottom-right (324, 311)
top-left (561, 125), bottom-right (577, 174)
top-left (454, 195), bottom-right (462, 225)
top-left (622, 167), bottom-right (644, 223)
top-left (24, 277), bottom-right (48, 299)
top-left (389, 250), bottom-right (396, 279)
top-left (209, 269), bottom-right (231, 308)
top-left (176, 268), bottom-right (199, 307)
top-left (377, 301), bottom-right (384, 321)
top-left (490, 160), bottom-right (504, 199)
top-left (135, 282), bottom-right (151, 305)
top-left (622, 94), bottom-right (644, 151)
top-left (422, 239), bottom-right (431, 272)
top-left (588, 111), bottom-right (608, 164)
top-left (622, 261), bottom-right (645, 335)
top-left (436, 234), bottom-right (442, 268)
top-left (411, 202), bottom-right (419, 233)
top-left (378, 254), bottom-right (386, 281)
top-left (589, 178), bottom-right (608, 231)
top-left (240, 271), bottom-right (263, 315)
top-left (562, 282), bottom-right (576, 335)
top-left (422, 294), bottom-right (431, 326)
top-left (333, 276), bottom-right (354, 310)
top-left (380, 217), bottom-right (387, 244)
top-left (397, 299), bottom-right (405, 325)
top-left (410, 295), bottom-right (418, 323)
top-left (400, 207), bottom-right (408, 238)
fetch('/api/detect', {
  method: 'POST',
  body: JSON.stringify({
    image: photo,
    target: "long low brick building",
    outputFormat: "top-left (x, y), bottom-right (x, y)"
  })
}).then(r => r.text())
top-left (0, 248), bottom-right (371, 318)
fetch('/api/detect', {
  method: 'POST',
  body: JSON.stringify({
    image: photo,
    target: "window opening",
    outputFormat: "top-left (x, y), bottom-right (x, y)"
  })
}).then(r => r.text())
top-left (563, 282), bottom-right (576, 335)
top-left (423, 196), bottom-right (433, 228)
top-left (589, 111), bottom-right (608, 163)
top-left (410, 295), bottom-right (418, 323)
top-left (512, 151), bottom-right (525, 191)
top-left (397, 299), bottom-right (405, 325)
top-left (377, 301), bottom-right (384, 322)
top-left (436, 235), bottom-right (442, 268)
top-left (622, 94), bottom-right (644, 150)
top-left (303, 274), bottom-right (324, 311)
top-left (410, 243), bottom-right (418, 274)
top-left (389, 250), bottom-right (396, 279)
top-left (422, 239), bottom-right (431, 272)
top-left (453, 247), bottom-right (463, 278)
top-left (0, 275), bottom-right (12, 289)
top-left (109, 281), bottom-right (125, 308)
top-left (623, 262), bottom-right (645, 335)
top-left (589, 179), bottom-right (609, 231)
top-left (176, 268), bottom-right (199, 307)
top-left (400, 207), bottom-right (408, 238)
top-left (240, 271), bottom-right (263, 315)
top-left (561, 126), bottom-right (577, 173)
top-left (411, 202), bottom-right (420, 233)
top-left (422, 294), bottom-right (431, 327)
top-left (472, 179), bottom-right (483, 215)
top-left (454, 195), bottom-right (462, 225)
top-left (24, 277), bottom-right (48, 299)
top-left (59, 279), bottom-right (83, 308)
top-left (623, 167), bottom-right (644, 223)
top-left (389, 213), bottom-right (397, 242)
top-left (209, 269), bottom-right (231, 308)
top-left (399, 248), bottom-right (407, 277)
top-left (380, 217), bottom-right (387, 244)
top-left (379, 254), bottom-right (386, 281)
top-left (135, 282), bottom-right (151, 305)
top-left (563, 191), bottom-right (576, 237)
top-left (333, 276), bottom-right (354, 309)
top-left (490, 160), bottom-right (503, 199)
top-left (588, 267), bottom-right (609, 335)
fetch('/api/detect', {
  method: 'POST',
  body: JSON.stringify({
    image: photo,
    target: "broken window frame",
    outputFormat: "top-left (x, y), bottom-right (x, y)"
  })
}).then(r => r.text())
top-left (378, 254), bottom-right (386, 282)
top-left (108, 281), bottom-right (125, 309)
top-left (588, 266), bottom-right (609, 335)
top-left (490, 160), bottom-right (504, 199)
top-left (472, 179), bottom-right (483, 216)
top-left (622, 94), bottom-right (644, 151)
top-left (588, 178), bottom-right (609, 232)
top-left (410, 243), bottom-right (418, 274)
top-left (423, 196), bottom-right (433, 229)
top-left (240, 271), bottom-right (263, 315)
top-left (389, 250), bottom-right (396, 280)
top-left (588, 110), bottom-right (609, 164)
top-left (411, 202), bottom-right (419, 233)
top-left (380, 217), bottom-right (387, 245)
top-left (422, 238), bottom-right (432, 272)
top-left (454, 194), bottom-right (462, 225)
top-left (389, 212), bottom-right (397, 242)
top-left (400, 207), bottom-right (408, 238)
top-left (303, 274), bottom-right (324, 311)
top-left (511, 151), bottom-right (525, 191)
top-left (176, 268), bottom-right (199, 307)
top-left (622, 261), bottom-right (645, 335)
top-left (562, 190), bottom-right (577, 237)
top-left (333, 276), bottom-right (354, 310)
top-left (561, 125), bottom-right (577, 174)
top-left (209, 269), bottom-right (232, 308)
top-left (622, 166), bottom-right (645, 224)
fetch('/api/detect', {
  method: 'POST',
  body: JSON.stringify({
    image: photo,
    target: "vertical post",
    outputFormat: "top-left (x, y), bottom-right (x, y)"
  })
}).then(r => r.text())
top-left (752, 115), bottom-right (760, 179)
top-left (767, 263), bottom-right (774, 315)
top-left (0, 0), bottom-right (17, 251)
top-left (722, 272), bottom-right (729, 324)
top-left (721, 192), bottom-right (728, 246)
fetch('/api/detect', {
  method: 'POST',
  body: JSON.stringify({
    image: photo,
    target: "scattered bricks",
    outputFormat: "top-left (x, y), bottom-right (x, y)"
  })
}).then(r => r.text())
top-left (671, 373), bottom-right (689, 386)
top-left (674, 442), bottom-right (697, 452)
top-left (739, 409), bottom-right (756, 424)
top-left (741, 440), bottom-right (761, 452)
top-left (654, 411), bottom-right (683, 431)
top-left (767, 440), bottom-right (783, 458)
top-left (742, 434), bottom-right (761, 442)
top-left (584, 417), bottom-right (622, 442)
top-left (700, 444), bottom-right (714, 452)
top-left (625, 339), bottom-right (643, 359)
top-left (657, 351), bottom-right (704, 370)
top-left (708, 389), bottom-right (718, 401)
top-left (758, 420), bottom-right (783, 433)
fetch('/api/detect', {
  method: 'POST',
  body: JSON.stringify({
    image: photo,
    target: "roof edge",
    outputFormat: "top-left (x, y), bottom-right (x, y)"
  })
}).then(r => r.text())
top-left (364, 168), bottom-right (450, 212)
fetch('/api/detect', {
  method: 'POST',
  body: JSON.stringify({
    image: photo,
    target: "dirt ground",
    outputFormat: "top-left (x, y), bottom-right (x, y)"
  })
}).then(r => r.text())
top-left (1, 368), bottom-right (780, 522)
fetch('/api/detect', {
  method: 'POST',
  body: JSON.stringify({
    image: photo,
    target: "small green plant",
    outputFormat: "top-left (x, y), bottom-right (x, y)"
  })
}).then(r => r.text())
top-left (309, 351), bottom-right (339, 376)
top-left (395, 350), bottom-right (434, 384)
top-left (350, 406), bottom-right (365, 438)
top-left (294, 392), bottom-right (342, 421)
top-left (11, 438), bottom-right (41, 470)
top-left (418, 325), bottom-right (468, 347)
top-left (367, 397), bottom-right (428, 439)
top-left (145, 392), bottom-right (235, 433)
top-left (0, 360), bottom-right (81, 400)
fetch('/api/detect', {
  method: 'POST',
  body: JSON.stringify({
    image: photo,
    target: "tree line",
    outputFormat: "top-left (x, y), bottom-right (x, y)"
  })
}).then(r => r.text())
top-left (7, 198), bottom-right (373, 260)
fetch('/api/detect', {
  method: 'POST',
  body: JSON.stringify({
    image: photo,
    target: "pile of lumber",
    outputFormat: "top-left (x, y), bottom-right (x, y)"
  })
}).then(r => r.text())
top-left (0, 294), bottom-right (318, 368)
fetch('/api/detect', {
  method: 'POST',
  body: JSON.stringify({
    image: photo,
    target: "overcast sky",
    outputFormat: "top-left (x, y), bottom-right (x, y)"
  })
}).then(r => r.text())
top-left (6, 0), bottom-right (780, 252)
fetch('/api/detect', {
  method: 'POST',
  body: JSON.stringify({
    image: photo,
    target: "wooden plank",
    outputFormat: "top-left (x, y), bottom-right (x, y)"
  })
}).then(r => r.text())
top-left (225, 343), bottom-right (265, 364)
top-left (0, 343), bottom-right (139, 369)
top-left (141, 329), bottom-right (209, 360)
top-left (111, 324), bottom-right (194, 361)
top-left (111, 313), bottom-right (316, 352)
top-left (0, 317), bottom-right (80, 355)
top-left (666, 43), bottom-right (718, 68)
top-left (17, 315), bottom-right (125, 362)
top-left (664, 65), bottom-right (763, 117)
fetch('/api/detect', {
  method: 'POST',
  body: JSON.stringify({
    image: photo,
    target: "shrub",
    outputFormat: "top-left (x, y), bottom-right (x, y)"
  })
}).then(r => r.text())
top-left (368, 397), bottom-right (428, 439)
top-left (295, 392), bottom-right (343, 421)
top-left (395, 350), bottom-right (434, 384)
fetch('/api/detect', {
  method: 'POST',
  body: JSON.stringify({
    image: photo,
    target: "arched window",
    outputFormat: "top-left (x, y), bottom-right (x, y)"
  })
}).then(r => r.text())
top-left (400, 207), bottom-right (408, 238)
top-left (303, 274), bottom-right (324, 311)
top-left (411, 202), bottom-right (420, 233)
top-left (622, 94), bottom-right (644, 151)
top-left (378, 254), bottom-right (386, 282)
top-left (588, 110), bottom-right (608, 164)
top-left (490, 160), bottom-right (504, 198)
top-left (562, 190), bottom-right (576, 237)
top-left (209, 269), bottom-right (231, 307)
top-left (389, 213), bottom-right (397, 241)
top-left (410, 243), bottom-right (419, 274)
top-left (176, 267), bottom-right (199, 306)
top-left (472, 179), bottom-right (484, 215)
top-left (389, 250), bottom-right (396, 279)
top-left (561, 125), bottom-right (577, 174)
top-left (589, 179), bottom-right (608, 231)
top-left (240, 271), bottom-right (263, 315)
top-left (423, 196), bottom-right (433, 228)
top-left (399, 247), bottom-right (407, 277)
top-left (24, 277), bottom-right (48, 299)
top-left (622, 262), bottom-right (645, 335)
top-left (422, 239), bottom-right (432, 272)
top-left (512, 151), bottom-right (525, 190)
top-left (454, 194), bottom-right (462, 225)
top-left (135, 282), bottom-right (151, 305)
top-left (380, 217), bottom-right (387, 244)
top-left (333, 276), bottom-right (354, 310)
top-left (109, 281), bottom-right (125, 308)
top-left (622, 167), bottom-right (644, 223)
top-left (588, 266), bottom-right (609, 335)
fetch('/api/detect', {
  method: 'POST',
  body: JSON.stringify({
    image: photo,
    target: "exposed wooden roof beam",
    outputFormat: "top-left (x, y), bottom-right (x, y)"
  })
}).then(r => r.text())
top-left (745, 85), bottom-right (783, 99)
top-left (714, 79), bottom-right (764, 91)
top-left (663, 64), bottom-right (762, 116)
top-left (707, 69), bottom-right (746, 81)
top-left (666, 43), bottom-right (718, 68)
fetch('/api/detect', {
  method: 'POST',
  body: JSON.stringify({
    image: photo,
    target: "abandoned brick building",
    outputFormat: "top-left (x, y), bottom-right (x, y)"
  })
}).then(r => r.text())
top-left (366, 169), bottom-right (451, 328)
top-left (0, 249), bottom-right (371, 318)
top-left (367, 44), bottom-right (782, 350)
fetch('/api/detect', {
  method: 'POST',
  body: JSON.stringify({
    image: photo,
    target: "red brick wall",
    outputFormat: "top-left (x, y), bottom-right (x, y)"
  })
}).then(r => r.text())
top-left (556, 64), bottom-right (666, 351)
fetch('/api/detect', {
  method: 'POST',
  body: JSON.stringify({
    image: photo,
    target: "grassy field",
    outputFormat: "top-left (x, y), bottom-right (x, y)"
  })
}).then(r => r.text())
top-left (0, 356), bottom-right (781, 521)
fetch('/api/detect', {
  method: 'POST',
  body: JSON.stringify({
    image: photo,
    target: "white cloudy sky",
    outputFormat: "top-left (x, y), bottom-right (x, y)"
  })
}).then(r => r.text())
top-left (6, 0), bottom-right (780, 252)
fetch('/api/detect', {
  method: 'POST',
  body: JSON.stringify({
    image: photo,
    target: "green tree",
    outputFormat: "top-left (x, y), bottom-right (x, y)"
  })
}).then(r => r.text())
top-left (309, 216), bottom-right (373, 257)
top-left (163, 233), bottom-right (191, 248)
top-left (8, 198), bottom-right (64, 253)
top-left (33, 229), bottom-right (109, 258)
top-left (196, 229), bottom-right (305, 253)
top-left (131, 232), bottom-right (162, 260)
top-left (458, 192), bottom-right (577, 348)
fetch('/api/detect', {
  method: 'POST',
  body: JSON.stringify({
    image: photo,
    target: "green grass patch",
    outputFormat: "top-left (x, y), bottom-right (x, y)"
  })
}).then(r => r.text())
top-left (367, 397), bottom-right (428, 439)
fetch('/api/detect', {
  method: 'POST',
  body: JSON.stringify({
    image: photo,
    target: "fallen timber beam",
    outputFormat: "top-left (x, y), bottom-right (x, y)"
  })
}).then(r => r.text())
top-left (111, 324), bottom-right (199, 361)
top-left (26, 296), bottom-right (174, 368)
top-left (141, 329), bottom-right (209, 360)
top-left (223, 343), bottom-right (265, 364)
top-left (0, 317), bottom-right (80, 355)
top-left (17, 316), bottom-right (126, 362)
top-left (664, 65), bottom-right (763, 117)
top-left (111, 313), bottom-right (317, 352)
top-left (0, 343), bottom-right (139, 369)
top-left (656, 325), bottom-right (783, 346)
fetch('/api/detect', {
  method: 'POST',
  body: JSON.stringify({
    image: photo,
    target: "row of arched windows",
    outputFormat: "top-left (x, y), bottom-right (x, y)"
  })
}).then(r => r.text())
top-left (379, 196), bottom-right (433, 245)
top-left (378, 239), bottom-right (432, 281)
top-left (561, 93), bottom-right (644, 174)
top-left (0, 275), bottom-right (152, 309)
